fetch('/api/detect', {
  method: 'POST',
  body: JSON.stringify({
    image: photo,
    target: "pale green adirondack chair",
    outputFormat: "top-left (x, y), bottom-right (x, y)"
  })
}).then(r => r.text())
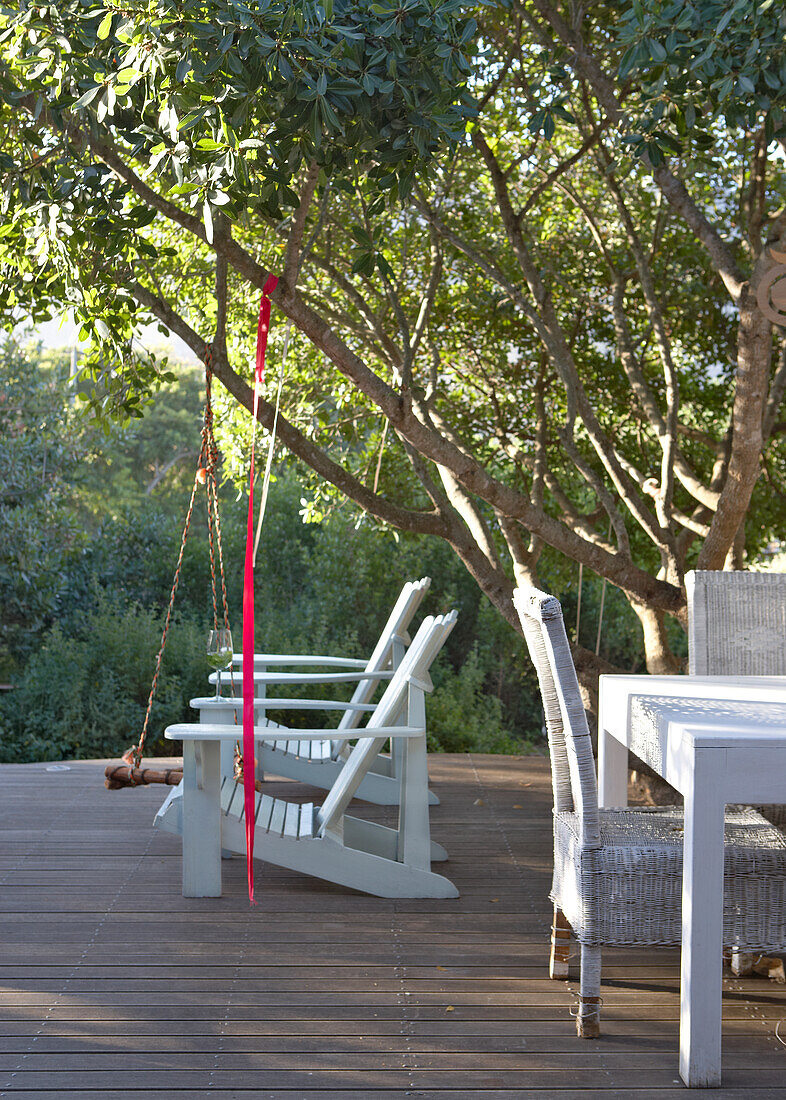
top-left (155, 612), bottom-right (458, 899)
top-left (205, 577), bottom-right (436, 805)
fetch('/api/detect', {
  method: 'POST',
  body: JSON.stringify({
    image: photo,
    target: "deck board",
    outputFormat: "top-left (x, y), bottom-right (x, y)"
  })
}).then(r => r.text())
top-left (0, 754), bottom-right (784, 1097)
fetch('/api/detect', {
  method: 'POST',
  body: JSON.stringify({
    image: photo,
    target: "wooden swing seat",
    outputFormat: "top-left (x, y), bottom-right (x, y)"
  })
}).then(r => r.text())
top-left (104, 763), bottom-right (183, 790)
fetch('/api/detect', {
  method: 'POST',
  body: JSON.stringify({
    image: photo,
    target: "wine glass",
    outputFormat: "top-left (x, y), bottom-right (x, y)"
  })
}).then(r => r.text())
top-left (206, 628), bottom-right (233, 699)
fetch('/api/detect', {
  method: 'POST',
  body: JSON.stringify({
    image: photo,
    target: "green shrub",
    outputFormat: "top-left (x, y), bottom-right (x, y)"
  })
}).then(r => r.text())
top-left (2, 472), bottom-right (635, 764)
top-left (428, 645), bottom-right (536, 754)
top-left (0, 593), bottom-right (206, 763)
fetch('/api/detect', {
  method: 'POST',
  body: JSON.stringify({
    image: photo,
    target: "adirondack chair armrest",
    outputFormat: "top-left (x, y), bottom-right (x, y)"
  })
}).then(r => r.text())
top-left (208, 669), bottom-right (394, 686)
top-left (279, 725), bottom-right (426, 741)
top-left (165, 723), bottom-right (425, 742)
top-left (190, 696), bottom-right (376, 713)
top-left (230, 654), bottom-right (368, 669)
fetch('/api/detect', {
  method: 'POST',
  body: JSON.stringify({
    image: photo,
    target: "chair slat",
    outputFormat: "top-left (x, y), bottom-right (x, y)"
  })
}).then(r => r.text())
top-left (283, 802), bottom-right (300, 838)
top-left (255, 793), bottom-right (275, 829)
top-left (268, 799), bottom-right (287, 836)
top-left (298, 803), bottom-right (315, 838)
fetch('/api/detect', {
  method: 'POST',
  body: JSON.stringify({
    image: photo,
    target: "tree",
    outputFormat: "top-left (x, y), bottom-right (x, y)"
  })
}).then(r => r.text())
top-left (2, 0), bottom-right (785, 691)
top-left (0, 339), bottom-right (92, 671)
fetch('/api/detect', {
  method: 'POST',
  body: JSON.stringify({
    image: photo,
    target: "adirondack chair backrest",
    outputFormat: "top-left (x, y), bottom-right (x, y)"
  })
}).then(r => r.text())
top-left (336, 576), bottom-right (431, 732)
top-left (317, 611), bottom-right (456, 835)
top-left (513, 586), bottom-right (600, 848)
top-left (686, 570), bottom-right (786, 676)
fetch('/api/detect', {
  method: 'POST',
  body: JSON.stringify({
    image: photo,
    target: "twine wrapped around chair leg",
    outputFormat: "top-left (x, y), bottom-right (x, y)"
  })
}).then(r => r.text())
top-left (728, 949), bottom-right (786, 983)
top-left (577, 944), bottom-right (601, 1038)
top-left (730, 949), bottom-right (756, 976)
top-left (549, 904), bottom-right (571, 979)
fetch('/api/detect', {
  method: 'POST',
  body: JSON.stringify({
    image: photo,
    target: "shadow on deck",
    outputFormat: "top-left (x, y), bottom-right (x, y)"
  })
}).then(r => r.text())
top-left (0, 754), bottom-right (784, 1098)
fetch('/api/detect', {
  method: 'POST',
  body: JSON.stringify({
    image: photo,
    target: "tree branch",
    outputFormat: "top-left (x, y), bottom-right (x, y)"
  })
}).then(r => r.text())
top-left (25, 97), bottom-right (682, 611)
top-left (611, 279), bottom-right (719, 512)
top-left (763, 337), bottom-right (786, 440)
top-left (283, 162), bottom-right (320, 291)
top-left (697, 222), bottom-right (786, 568)
top-left (519, 2), bottom-right (745, 299)
top-left (473, 127), bottom-right (669, 553)
top-left (410, 224), bottom-right (443, 358)
top-left (128, 281), bottom-right (449, 539)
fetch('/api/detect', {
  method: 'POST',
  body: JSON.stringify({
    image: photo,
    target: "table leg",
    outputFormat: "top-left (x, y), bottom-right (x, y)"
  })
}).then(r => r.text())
top-left (679, 753), bottom-right (725, 1088)
top-left (182, 740), bottom-right (222, 897)
top-left (598, 723), bottom-right (628, 808)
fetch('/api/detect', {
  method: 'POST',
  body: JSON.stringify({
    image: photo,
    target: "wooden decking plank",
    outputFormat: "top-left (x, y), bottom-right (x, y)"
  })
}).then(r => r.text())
top-left (1, 1086), bottom-right (786, 1095)
top-left (3, 1068), bottom-right (786, 1089)
top-left (3, 1051), bottom-right (786, 1074)
top-left (0, 1017), bottom-right (776, 1037)
top-left (0, 1033), bottom-right (781, 1056)
top-left (0, 754), bottom-right (783, 1100)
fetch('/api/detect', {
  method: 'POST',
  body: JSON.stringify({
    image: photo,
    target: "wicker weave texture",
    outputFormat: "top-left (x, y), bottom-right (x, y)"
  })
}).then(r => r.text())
top-left (514, 583), bottom-right (786, 963)
top-left (687, 570), bottom-right (786, 676)
top-left (629, 695), bottom-right (786, 775)
top-left (686, 569), bottom-right (786, 828)
top-left (512, 587), bottom-right (599, 844)
top-left (551, 806), bottom-right (786, 949)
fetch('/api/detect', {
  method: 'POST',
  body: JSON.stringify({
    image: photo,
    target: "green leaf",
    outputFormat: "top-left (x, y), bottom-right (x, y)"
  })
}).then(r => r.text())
top-left (618, 45), bottom-right (640, 80)
top-left (351, 223), bottom-right (374, 249)
top-left (178, 108), bottom-right (208, 131)
top-left (717, 75), bottom-right (734, 100)
top-left (96, 12), bottom-right (113, 40)
top-left (716, 8), bottom-right (734, 34)
top-left (72, 84), bottom-right (102, 109)
top-left (351, 251), bottom-right (375, 276)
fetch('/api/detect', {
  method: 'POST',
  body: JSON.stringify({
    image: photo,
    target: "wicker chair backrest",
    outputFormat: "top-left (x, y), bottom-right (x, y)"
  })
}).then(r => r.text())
top-left (687, 570), bottom-right (786, 676)
top-left (513, 586), bottom-right (600, 847)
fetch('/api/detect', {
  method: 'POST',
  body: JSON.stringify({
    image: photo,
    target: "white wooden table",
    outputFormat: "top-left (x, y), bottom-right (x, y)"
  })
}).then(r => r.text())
top-left (598, 674), bottom-right (786, 1088)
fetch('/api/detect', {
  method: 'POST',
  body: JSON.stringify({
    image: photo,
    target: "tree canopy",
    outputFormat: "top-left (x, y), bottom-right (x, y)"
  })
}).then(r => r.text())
top-left (2, 0), bottom-right (786, 686)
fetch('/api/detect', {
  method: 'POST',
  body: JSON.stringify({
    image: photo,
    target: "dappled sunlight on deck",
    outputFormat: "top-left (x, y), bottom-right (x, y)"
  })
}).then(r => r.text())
top-left (1, 755), bottom-right (784, 1098)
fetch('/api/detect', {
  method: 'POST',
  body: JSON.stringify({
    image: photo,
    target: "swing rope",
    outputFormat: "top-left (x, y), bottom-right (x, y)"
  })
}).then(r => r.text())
top-left (104, 345), bottom-right (229, 790)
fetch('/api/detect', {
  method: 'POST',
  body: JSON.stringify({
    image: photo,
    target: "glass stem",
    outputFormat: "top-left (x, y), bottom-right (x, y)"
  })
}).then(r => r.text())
top-left (215, 669), bottom-right (221, 700)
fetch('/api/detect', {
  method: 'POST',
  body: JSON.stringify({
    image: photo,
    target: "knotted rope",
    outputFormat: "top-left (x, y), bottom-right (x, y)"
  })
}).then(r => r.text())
top-left (105, 347), bottom-right (229, 789)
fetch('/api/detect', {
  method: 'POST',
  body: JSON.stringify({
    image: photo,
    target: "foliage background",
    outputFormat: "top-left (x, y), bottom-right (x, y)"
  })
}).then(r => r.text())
top-left (0, 337), bottom-right (639, 763)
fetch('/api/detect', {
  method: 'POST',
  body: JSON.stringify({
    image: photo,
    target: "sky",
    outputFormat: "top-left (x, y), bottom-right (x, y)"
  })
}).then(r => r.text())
top-left (23, 311), bottom-right (199, 363)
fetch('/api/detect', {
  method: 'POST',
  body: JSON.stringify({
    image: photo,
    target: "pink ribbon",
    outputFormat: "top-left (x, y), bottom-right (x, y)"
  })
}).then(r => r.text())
top-left (243, 272), bottom-right (279, 904)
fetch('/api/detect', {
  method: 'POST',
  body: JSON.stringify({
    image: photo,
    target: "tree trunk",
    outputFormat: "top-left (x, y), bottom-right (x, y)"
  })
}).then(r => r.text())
top-left (698, 282), bottom-right (772, 568)
top-left (630, 599), bottom-right (682, 674)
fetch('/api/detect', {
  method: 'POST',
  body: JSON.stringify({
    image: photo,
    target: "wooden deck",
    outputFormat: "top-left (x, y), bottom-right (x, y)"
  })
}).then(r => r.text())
top-left (0, 753), bottom-right (784, 1099)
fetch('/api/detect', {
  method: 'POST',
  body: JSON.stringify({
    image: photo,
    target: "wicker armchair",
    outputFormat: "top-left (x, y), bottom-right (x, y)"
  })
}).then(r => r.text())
top-left (686, 570), bottom-right (786, 677)
top-left (687, 569), bottom-right (786, 829)
top-left (513, 583), bottom-right (786, 1040)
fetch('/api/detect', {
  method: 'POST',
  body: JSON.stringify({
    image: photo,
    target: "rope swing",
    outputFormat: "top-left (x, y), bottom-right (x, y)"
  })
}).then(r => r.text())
top-left (104, 279), bottom-right (282, 904)
top-left (104, 344), bottom-right (230, 790)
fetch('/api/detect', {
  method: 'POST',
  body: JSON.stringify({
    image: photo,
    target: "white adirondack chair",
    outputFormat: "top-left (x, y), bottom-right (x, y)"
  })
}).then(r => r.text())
top-left (207, 577), bottom-right (436, 805)
top-left (155, 613), bottom-right (459, 899)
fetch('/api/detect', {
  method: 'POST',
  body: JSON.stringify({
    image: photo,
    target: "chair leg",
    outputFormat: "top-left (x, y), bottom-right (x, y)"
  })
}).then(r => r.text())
top-left (577, 944), bottom-right (601, 1039)
top-left (549, 905), bottom-right (571, 979)
top-left (730, 949), bottom-right (755, 976)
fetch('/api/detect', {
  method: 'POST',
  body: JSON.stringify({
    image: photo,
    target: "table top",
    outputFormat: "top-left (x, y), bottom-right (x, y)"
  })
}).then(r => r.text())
top-left (599, 674), bottom-right (786, 799)
top-left (600, 674), bottom-right (786, 739)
